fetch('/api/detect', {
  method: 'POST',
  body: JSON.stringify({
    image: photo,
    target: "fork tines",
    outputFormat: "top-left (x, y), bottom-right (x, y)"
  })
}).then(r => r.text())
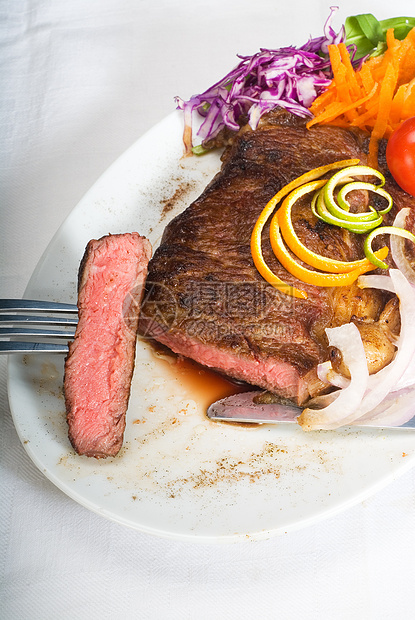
top-left (0, 299), bottom-right (78, 354)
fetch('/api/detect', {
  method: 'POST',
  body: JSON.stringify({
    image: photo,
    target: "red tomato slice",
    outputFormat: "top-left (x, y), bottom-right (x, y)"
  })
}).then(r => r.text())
top-left (386, 117), bottom-right (415, 196)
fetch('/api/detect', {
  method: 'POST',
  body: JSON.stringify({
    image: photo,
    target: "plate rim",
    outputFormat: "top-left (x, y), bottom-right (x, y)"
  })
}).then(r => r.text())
top-left (7, 110), bottom-right (415, 542)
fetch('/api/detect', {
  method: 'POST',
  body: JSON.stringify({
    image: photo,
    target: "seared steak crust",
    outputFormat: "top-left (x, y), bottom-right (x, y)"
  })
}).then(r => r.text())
top-left (139, 110), bottom-right (402, 404)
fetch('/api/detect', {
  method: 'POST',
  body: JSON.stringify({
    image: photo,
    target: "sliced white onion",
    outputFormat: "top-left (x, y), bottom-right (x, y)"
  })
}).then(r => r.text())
top-left (391, 208), bottom-right (415, 286)
top-left (303, 269), bottom-right (415, 429)
top-left (392, 360), bottom-right (415, 391)
top-left (317, 361), bottom-right (350, 388)
top-left (357, 274), bottom-right (395, 293)
top-left (352, 387), bottom-right (415, 428)
top-left (299, 322), bottom-right (369, 430)
top-left (388, 274), bottom-right (415, 391)
top-left (356, 269), bottom-right (415, 420)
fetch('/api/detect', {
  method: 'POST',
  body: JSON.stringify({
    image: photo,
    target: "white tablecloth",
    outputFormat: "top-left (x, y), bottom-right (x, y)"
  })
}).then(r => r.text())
top-left (2, 1), bottom-right (415, 618)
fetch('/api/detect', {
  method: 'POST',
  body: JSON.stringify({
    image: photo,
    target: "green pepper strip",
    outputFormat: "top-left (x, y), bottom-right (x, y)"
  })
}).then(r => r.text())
top-left (336, 182), bottom-right (393, 219)
top-left (323, 166), bottom-right (390, 223)
top-left (325, 165), bottom-right (386, 194)
top-left (364, 226), bottom-right (415, 269)
top-left (312, 188), bottom-right (383, 234)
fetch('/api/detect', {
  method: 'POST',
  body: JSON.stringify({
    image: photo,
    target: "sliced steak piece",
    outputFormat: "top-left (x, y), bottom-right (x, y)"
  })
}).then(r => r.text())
top-left (65, 233), bottom-right (152, 458)
top-left (139, 109), bottom-right (405, 405)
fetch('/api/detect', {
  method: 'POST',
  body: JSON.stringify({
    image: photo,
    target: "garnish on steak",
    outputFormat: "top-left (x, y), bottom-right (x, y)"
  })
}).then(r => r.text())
top-left (139, 109), bottom-right (412, 406)
top-left (64, 233), bottom-right (152, 458)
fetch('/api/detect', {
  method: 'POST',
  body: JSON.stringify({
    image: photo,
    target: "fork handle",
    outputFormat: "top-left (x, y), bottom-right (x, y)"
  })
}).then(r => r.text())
top-left (0, 299), bottom-right (77, 313)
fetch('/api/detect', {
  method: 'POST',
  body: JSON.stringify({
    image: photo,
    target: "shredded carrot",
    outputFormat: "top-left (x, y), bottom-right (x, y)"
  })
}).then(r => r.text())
top-left (307, 27), bottom-right (415, 168)
top-left (397, 30), bottom-right (415, 85)
top-left (369, 61), bottom-right (398, 167)
top-left (389, 84), bottom-right (406, 125)
top-left (403, 78), bottom-right (415, 117)
top-left (359, 63), bottom-right (376, 95)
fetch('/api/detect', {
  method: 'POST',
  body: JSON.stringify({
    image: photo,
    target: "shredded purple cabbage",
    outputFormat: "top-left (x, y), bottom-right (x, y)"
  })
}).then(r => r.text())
top-left (176, 6), bottom-right (345, 152)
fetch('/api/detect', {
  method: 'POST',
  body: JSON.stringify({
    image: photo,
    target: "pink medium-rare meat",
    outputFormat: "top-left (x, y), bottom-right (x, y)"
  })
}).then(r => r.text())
top-left (64, 233), bottom-right (152, 458)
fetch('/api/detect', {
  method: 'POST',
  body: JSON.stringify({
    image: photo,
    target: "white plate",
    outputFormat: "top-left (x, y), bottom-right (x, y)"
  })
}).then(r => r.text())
top-left (7, 111), bottom-right (415, 542)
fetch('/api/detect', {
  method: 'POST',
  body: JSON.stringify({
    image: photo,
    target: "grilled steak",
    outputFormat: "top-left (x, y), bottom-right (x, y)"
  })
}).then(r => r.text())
top-left (65, 233), bottom-right (152, 458)
top-left (139, 109), bottom-right (407, 405)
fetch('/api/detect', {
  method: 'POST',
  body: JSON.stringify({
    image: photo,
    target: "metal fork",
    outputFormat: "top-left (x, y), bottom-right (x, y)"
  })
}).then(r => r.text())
top-left (0, 299), bottom-right (78, 354)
